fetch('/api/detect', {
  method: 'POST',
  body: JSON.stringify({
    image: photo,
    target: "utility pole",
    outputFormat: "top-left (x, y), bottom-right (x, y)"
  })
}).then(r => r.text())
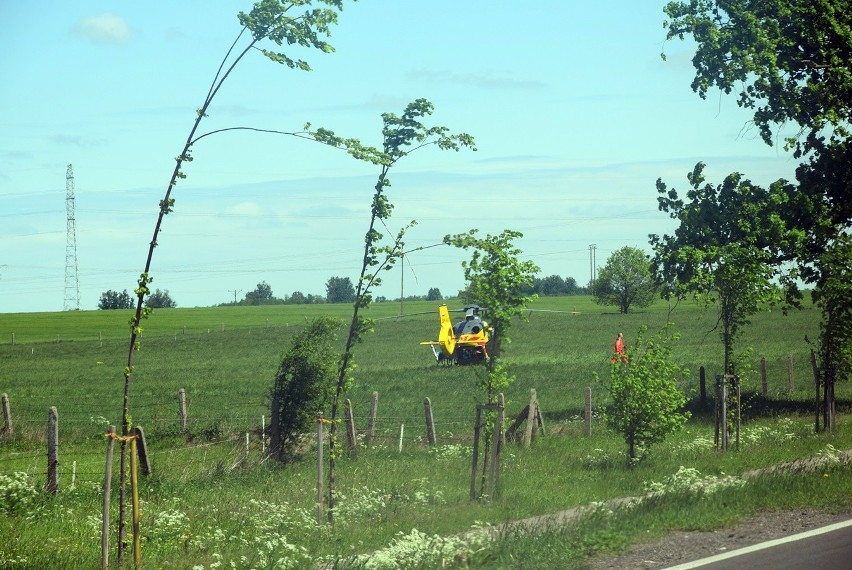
top-left (400, 254), bottom-right (405, 315)
top-left (64, 164), bottom-right (80, 311)
top-left (588, 244), bottom-right (597, 290)
top-left (228, 289), bottom-right (242, 304)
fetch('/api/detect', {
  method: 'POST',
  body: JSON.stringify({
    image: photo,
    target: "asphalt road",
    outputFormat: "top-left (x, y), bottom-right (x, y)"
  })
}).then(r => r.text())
top-left (664, 518), bottom-right (852, 570)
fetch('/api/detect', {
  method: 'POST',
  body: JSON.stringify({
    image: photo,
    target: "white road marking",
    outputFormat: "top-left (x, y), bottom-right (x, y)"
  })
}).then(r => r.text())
top-left (663, 518), bottom-right (852, 569)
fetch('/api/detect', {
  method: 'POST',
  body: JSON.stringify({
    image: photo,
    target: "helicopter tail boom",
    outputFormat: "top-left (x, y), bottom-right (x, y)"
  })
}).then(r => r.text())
top-left (418, 304), bottom-right (456, 361)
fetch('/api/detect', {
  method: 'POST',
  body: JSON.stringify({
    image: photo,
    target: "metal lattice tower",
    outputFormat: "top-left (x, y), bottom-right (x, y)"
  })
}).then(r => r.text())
top-left (64, 164), bottom-right (80, 311)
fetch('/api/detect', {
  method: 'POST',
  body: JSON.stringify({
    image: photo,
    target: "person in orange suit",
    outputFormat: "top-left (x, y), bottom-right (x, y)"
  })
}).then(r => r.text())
top-left (611, 332), bottom-right (627, 363)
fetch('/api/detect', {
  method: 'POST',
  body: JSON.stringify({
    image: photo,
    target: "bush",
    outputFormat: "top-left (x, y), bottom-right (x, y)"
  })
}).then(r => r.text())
top-left (604, 325), bottom-right (690, 464)
top-left (0, 472), bottom-right (38, 515)
top-left (269, 317), bottom-right (343, 462)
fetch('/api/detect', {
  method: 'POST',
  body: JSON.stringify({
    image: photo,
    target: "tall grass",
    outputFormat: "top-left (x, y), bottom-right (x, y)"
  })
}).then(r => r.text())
top-left (0, 296), bottom-right (848, 568)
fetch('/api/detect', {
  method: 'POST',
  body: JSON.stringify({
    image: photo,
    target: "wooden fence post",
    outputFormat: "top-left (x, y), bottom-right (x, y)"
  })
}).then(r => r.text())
top-left (177, 388), bottom-right (187, 434)
top-left (584, 387), bottom-right (592, 436)
top-left (47, 407), bottom-right (59, 494)
top-left (133, 426), bottom-right (151, 476)
top-left (699, 366), bottom-right (706, 408)
top-left (424, 398), bottom-right (436, 446)
top-left (714, 375), bottom-right (722, 449)
top-left (720, 376), bottom-right (728, 450)
top-left (523, 389), bottom-right (537, 448)
top-left (366, 391), bottom-right (378, 446)
top-left (734, 375), bottom-right (741, 451)
top-left (505, 390), bottom-right (545, 444)
top-left (787, 354), bottom-right (795, 390)
top-left (1, 393), bottom-right (12, 436)
top-left (102, 425), bottom-right (115, 570)
top-left (814, 359), bottom-right (821, 433)
top-left (344, 399), bottom-right (357, 453)
top-left (825, 368), bottom-right (836, 433)
top-left (760, 357), bottom-right (768, 396)
top-left (486, 394), bottom-right (505, 500)
top-left (470, 406), bottom-right (482, 501)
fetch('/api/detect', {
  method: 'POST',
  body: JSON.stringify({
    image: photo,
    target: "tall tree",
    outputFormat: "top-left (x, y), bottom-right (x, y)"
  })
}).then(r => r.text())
top-left (592, 246), bottom-right (657, 313)
top-left (537, 274), bottom-right (568, 296)
top-left (663, 1), bottom-right (851, 416)
top-left (144, 289), bottom-right (176, 309)
top-left (663, 0), bottom-right (852, 160)
top-left (324, 276), bottom-right (355, 303)
top-left (287, 290), bottom-right (307, 304)
top-left (312, 99), bottom-right (475, 522)
top-left (811, 234), bottom-right (852, 399)
top-left (115, 1), bottom-right (351, 559)
top-left (445, 229), bottom-right (538, 499)
top-left (245, 281), bottom-right (274, 305)
top-left (444, 229), bottom-right (540, 399)
top-left (98, 289), bottom-right (134, 310)
top-left (564, 276), bottom-right (581, 295)
top-left (650, 162), bottom-right (797, 374)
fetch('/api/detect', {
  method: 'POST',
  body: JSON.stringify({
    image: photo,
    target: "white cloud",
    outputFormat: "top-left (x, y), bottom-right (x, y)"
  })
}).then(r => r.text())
top-left (71, 13), bottom-right (132, 45)
top-left (225, 202), bottom-right (264, 218)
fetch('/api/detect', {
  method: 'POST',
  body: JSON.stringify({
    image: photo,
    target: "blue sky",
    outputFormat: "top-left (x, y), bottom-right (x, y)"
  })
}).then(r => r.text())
top-left (0, 1), bottom-right (799, 313)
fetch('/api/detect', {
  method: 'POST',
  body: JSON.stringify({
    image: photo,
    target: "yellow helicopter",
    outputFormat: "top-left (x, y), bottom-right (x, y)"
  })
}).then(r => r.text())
top-left (420, 304), bottom-right (491, 365)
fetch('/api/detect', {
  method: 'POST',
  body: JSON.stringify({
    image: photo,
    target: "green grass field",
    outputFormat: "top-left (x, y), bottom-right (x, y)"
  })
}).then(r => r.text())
top-left (1, 296), bottom-right (849, 568)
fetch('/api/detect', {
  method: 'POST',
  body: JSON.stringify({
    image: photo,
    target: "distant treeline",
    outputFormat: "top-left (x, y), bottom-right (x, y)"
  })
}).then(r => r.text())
top-left (217, 275), bottom-right (587, 307)
top-left (523, 274), bottom-right (588, 296)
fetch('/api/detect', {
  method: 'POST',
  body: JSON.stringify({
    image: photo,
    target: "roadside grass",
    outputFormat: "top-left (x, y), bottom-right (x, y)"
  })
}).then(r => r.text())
top-left (488, 459), bottom-right (852, 569)
top-left (1, 296), bottom-right (850, 568)
top-left (2, 414), bottom-right (850, 568)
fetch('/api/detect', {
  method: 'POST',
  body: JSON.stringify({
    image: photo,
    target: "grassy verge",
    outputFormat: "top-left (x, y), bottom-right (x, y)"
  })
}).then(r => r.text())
top-left (2, 413), bottom-right (850, 568)
top-left (1, 297), bottom-right (849, 568)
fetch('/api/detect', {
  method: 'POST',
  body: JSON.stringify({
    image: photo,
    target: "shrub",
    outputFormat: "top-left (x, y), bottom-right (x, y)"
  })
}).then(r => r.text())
top-left (0, 472), bottom-right (38, 515)
top-left (269, 317), bottom-right (342, 462)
